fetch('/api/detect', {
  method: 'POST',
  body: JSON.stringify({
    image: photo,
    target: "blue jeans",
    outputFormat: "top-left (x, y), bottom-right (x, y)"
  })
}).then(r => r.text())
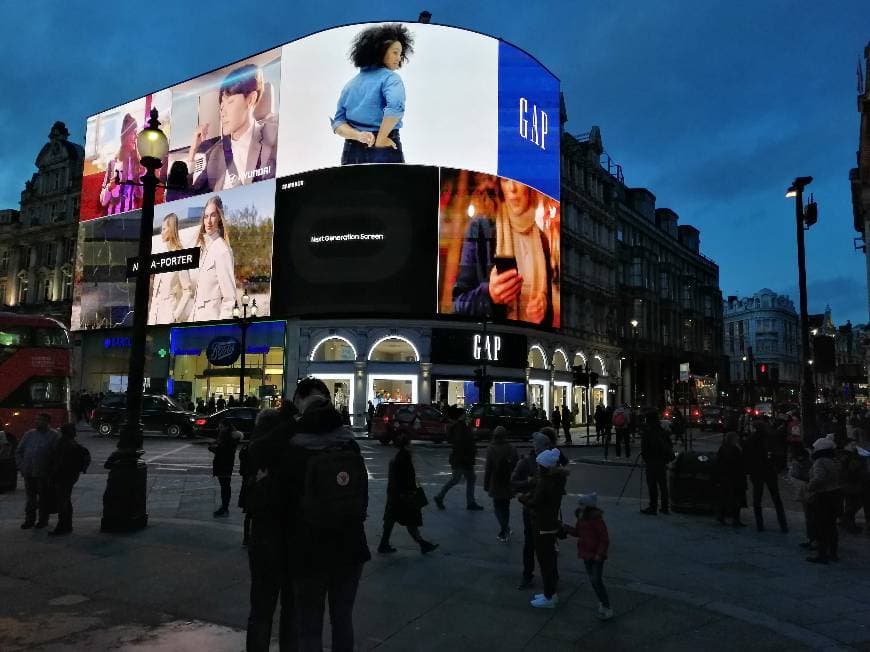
top-left (436, 466), bottom-right (477, 507)
top-left (584, 560), bottom-right (610, 608)
top-left (341, 130), bottom-right (404, 165)
top-left (492, 498), bottom-right (511, 536)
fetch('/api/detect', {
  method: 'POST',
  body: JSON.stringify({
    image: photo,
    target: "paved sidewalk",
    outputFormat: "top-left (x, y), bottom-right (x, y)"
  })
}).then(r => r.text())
top-left (2, 459), bottom-right (869, 650)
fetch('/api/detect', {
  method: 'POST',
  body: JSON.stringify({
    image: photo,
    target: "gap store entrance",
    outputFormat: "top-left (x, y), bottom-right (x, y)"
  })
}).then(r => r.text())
top-left (169, 321), bottom-right (286, 408)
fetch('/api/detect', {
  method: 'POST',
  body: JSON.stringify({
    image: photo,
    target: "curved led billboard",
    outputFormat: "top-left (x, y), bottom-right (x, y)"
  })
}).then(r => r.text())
top-left (72, 21), bottom-right (559, 331)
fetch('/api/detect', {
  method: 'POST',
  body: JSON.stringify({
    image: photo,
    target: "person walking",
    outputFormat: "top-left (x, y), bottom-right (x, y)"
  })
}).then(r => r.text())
top-left (716, 431), bottom-right (747, 527)
top-left (15, 413), bottom-right (59, 529)
top-left (434, 408), bottom-right (483, 510)
top-left (561, 405), bottom-right (572, 444)
top-left (671, 408), bottom-right (687, 448)
top-left (520, 448), bottom-right (568, 609)
top-left (562, 492), bottom-right (612, 620)
top-left (283, 378), bottom-right (370, 651)
top-left (512, 432), bottom-right (551, 589)
top-left (209, 420), bottom-right (242, 517)
top-left (594, 404), bottom-right (605, 443)
top-left (366, 401), bottom-right (375, 434)
top-left (378, 434), bottom-right (438, 554)
top-left (806, 437), bottom-right (842, 564)
top-left (640, 412), bottom-right (673, 515)
top-left (551, 407), bottom-right (562, 434)
top-left (245, 408), bottom-right (295, 652)
top-left (47, 423), bottom-right (90, 536)
top-left (744, 420), bottom-right (788, 532)
top-left (612, 404), bottom-right (630, 459)
top-left (483, 426), bottom-right (519, 542)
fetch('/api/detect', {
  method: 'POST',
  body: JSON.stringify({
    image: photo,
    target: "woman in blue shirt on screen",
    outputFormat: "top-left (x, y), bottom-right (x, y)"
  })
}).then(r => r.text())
top-left (331, 23), bottom-right (414, 165)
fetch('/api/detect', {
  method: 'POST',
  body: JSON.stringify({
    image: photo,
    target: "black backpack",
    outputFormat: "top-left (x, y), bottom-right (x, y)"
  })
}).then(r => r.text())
top-left (77, 443), bottom-right (91, 473)
top-left (300, 440), bottom-right (368, 531)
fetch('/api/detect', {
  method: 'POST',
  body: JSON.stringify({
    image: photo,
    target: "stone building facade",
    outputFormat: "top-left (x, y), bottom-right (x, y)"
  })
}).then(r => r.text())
top-left (561, 127), bottom-right (723, 408)
top-left (0, 122), bottom-right (83, 326)
top-left (850, 42), bottom-right (870, 388)
top-left (723, 289), bottom-right (800, 402)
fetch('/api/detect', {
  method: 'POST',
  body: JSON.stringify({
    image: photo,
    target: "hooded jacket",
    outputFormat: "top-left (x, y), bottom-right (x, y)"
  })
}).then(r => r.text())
top-left (806, 449), bottom-right (840, 498)
top-left (564, 508), bottom-right (609, 561)
top-left (285, 397), bottom-right (371, 574)
top-left (524, 466), bottom-right (568, 533)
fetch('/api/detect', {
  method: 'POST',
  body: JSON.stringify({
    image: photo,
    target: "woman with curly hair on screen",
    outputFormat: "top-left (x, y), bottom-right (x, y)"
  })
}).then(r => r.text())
top-left (331, 23), bottom-right (414, 165)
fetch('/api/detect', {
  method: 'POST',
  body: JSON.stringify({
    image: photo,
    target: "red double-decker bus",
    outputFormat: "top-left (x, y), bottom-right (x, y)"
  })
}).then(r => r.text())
top-left (0, 313), bottom-right (71, 435)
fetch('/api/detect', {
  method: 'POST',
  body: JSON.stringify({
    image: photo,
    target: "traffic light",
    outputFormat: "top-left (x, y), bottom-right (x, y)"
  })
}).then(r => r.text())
top-left (756, 363), bottom-right (769, 385)
top-left (572, 365), bottom-right (588, 386)
top-left (589, 372), bottom-right (599, 386)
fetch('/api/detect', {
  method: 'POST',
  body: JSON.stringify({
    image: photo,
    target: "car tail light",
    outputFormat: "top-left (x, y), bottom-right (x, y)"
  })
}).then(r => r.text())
top-left (194, 419), bottom-right (207, 426)
top-left (383, 416), bottom-right (390, 423)
top-left (474, 418), bottom-right (481, 428)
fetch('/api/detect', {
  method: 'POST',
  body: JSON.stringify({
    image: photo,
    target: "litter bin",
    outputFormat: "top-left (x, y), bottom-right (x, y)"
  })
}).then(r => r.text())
top-left (669, 450), bottom-right (718, 514)
top-left (0, 433), bottom-right (17, 493)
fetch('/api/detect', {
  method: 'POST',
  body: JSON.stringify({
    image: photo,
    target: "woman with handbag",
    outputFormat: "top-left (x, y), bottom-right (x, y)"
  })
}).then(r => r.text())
top-left (378, 434), bottom-right (438, 554)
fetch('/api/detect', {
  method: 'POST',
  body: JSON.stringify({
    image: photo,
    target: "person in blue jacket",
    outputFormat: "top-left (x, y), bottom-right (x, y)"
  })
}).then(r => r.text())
top-left (331, 23), bottom-right (414, 165)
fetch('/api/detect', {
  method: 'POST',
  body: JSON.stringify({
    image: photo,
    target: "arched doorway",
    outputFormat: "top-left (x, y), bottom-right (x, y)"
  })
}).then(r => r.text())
top-left (368, 336), bottom-right (420, 404)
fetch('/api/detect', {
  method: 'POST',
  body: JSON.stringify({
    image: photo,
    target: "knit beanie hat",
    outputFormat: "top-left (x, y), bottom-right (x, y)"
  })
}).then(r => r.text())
top-left (532, 432), bottom-right (550, 454)
top-left (536, 448), bottom-right (560, 468)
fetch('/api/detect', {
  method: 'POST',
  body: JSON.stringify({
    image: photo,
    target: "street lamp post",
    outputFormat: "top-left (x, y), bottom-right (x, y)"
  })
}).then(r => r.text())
top-left (786, 176), bottom-right (819, 444)
top-left (101, 109), bottom-right (169, 533)
top-left (630, 319), bottom-right (639, 408)
top-left (232, 291), bottom-right (258, 403)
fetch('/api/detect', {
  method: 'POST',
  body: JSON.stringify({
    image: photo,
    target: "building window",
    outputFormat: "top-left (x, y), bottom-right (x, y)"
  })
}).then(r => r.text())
top-left (39, 277), bottom-right (51, 302)
top-left (0, 278), bottom-right (6, 305)
top-left (17, 274), bottom-right (28, 304)
top-left (616, 227), bottom-right (624, 242)
top-left (0, 249), bottom-right (8, 275)
top-left (61, 271), bottom-right (72, 301)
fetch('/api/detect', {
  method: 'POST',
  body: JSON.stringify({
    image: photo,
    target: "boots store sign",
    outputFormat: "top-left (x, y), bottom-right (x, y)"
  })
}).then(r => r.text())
top-left (431, 329), bottom-right (527, 368)
top-left (207, 336), bottom-right (242, 366)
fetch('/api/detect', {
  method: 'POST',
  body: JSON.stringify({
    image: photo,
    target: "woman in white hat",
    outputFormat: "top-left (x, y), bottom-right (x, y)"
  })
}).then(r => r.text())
top-left (805, 437), bottom-right (841, 564)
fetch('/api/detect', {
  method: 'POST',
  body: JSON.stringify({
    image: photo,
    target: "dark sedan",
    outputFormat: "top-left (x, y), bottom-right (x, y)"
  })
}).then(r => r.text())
top-left (192, 407), bottom-right (260, 439)
top-left (467, 403), bottom-right (551, 441)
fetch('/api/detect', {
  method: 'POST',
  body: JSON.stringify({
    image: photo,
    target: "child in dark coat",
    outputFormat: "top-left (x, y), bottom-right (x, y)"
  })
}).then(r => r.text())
top-left (563, 492), bottom-right (612, 620)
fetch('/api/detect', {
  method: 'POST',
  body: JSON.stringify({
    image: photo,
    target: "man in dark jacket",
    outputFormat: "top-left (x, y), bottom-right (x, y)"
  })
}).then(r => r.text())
top-left (743, 420), bottom-right (788, 532)
top-left (245, 408), bottom-right (295, 652)
top-left (640, 412), bottom-right (672, 515)
top-left (512, 431), bottom-right (553, 589)
top-left (561, 405), bottom-right (572, 444)
top-left (285, 378), bottom-right (370, 651)
top-left (434, 408), bottom-right (483, 510)
top-left (484, 426), bottom-right (519, 542)
top-left (520, 448), bottom-right (568, 608)
top-left (209, 420), bottom-right (241, 517)
top-left (48, 423), bottom-right (89, 535)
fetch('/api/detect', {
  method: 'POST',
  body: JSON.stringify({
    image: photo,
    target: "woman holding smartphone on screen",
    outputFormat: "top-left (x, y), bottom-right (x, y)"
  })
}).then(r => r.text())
top-left (148, 213), bottom-right (193, 324)
top-left (452, 177), bottom-right (552, 325)
top-left (191, 196), bottom-right (236, 321)
top-left (331, 23), bottom-right (414, 165)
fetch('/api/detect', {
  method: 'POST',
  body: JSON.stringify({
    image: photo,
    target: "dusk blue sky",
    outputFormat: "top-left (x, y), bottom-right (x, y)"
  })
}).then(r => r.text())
top-left (1, 1), bottom-right (867, 324)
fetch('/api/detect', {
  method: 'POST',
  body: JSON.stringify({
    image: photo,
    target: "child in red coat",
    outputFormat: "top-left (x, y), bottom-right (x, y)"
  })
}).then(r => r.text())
top-left (563, 492), bottom-right (612, 620)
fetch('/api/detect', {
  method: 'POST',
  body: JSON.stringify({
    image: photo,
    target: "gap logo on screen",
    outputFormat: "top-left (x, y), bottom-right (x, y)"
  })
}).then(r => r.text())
top-left (497, 42), bottom-right (560, 200)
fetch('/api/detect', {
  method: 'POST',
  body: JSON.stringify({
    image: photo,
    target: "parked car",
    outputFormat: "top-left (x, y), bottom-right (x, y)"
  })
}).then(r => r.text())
top-left (93, 393), bottom-right (197, 438)
top-left (754, 402), bottom-right (774, 417)
top-left (466, 403), bottom-right (551, 440)
top-left (370, 403), bottom-right (448, 444)
top-left (192, 407), bottom-right (260, 439)
top-left (700, 406), bottom-right (724, 431)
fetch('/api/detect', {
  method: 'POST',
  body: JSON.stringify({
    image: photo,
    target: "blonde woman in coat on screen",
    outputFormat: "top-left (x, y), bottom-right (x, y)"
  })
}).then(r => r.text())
top-left (148, 213), bottom-right (193, 324)
top-left (191, 196), bottom-right (236, 321)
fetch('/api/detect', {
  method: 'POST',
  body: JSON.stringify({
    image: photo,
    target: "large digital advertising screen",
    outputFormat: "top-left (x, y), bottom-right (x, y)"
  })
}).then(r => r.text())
top-left (73, 22), bottom-right (559, 331)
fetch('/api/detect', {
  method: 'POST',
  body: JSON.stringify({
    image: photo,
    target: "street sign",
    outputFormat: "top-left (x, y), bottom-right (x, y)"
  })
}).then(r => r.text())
top-left (126, 247), bottom-right (200, 278)
top-left (679, 362), bottom-right (690, 382)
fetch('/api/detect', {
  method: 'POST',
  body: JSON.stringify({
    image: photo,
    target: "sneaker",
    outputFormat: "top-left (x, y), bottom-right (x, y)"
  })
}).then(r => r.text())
top-left (640, 507), bottom-right (657, 515)
top-left (420, 541), bottom-right (439, 554)
top-left (466, 504), bottom-right (484, 511)
top-left (530, 594), bottom-right (557, 609)
top-left (34, 521), bottom-right (49, 529)
top-left (20, 521), bottom-right (35, 530)
top-left (378, 544), bottom-right (398, 554)
top-left (597, 605), bottom-right (614, 620)
top-left (497, 534), bottom-right (509, 543)
top-left (434, 496), bottom-right (445, 510)
top-left (517, 578), bottom-right (534, 590)
top-left (213, 508), bottom-right (228, 518)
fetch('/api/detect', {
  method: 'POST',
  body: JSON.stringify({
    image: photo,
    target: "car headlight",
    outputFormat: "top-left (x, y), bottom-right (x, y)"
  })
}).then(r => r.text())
top-left (189, 417), bottom-right (196, 422)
